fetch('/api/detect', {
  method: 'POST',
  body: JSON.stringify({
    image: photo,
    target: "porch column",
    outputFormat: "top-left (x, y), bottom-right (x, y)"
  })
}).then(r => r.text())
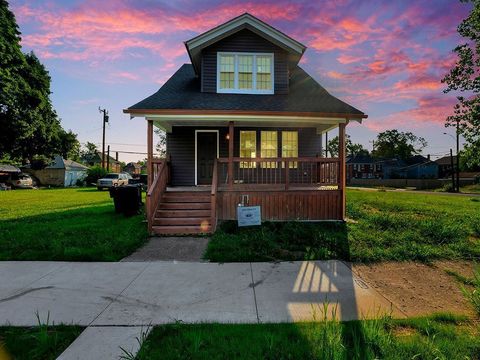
top-left (338, 122), bottom-right (347, 220)
top-left (228, 121), bottom-right (234, 189)
top-left (147, 120), bottom-right (153, 189)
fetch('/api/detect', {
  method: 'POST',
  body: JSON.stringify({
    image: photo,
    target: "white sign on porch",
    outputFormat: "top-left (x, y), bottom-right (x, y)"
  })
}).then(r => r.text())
top-left (237, 206), bottom-right (261, 227)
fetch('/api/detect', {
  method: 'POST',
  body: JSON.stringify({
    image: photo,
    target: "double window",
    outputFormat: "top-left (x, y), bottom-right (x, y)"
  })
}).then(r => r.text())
top-left (239, 130), bottom-right (298, 168)
top-left (218, 53), bottom-right (274, 94)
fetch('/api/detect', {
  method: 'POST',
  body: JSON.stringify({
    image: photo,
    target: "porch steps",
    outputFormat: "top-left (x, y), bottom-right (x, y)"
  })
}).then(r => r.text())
top-left (152, 190), bottom-right (212, 235)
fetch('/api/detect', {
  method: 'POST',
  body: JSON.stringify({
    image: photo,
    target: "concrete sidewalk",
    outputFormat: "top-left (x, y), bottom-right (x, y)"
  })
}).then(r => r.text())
top-left (0, 260), bottom-right (402, 326)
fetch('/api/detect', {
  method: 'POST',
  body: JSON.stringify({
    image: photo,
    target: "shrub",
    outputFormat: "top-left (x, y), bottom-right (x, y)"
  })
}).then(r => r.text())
top-left (85, 166), bottom-right (107, 186)
top-left (442, 182), bottom-right (455, 193)
top-left (30, 155), bottom-right (51, 170)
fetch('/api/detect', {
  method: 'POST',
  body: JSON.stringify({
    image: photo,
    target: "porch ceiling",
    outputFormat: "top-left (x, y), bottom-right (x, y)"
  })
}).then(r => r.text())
top-left (145, 114), bottom-right (355, 134)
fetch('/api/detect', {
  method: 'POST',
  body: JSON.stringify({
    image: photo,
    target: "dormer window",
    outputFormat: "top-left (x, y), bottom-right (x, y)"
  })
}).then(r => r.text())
top-left (217, 52), bottom-right (274, 94)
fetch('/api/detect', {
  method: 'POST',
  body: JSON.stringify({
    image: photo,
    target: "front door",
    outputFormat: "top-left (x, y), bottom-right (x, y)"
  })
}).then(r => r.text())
top-left (197, 132), bottom-right (217, 185)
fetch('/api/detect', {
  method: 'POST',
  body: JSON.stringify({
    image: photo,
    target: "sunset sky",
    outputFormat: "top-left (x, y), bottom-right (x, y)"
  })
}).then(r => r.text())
top-left (10, 0), bottom-right (470, 162)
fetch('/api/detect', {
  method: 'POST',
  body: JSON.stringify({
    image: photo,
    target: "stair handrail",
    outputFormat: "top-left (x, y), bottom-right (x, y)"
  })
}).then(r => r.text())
top-left (147, 156), bottom-right (170, 234)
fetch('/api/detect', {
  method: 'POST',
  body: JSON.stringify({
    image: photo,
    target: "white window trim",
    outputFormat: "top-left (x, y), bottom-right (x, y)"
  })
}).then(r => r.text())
top-left (216, 52), bottom-right (274, 95)
top-left (194, 130), bottom-right (219, 186)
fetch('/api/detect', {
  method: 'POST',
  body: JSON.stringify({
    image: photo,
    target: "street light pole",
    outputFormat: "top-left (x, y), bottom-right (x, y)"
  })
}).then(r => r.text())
top-left (443, 131), bottom-right (458, 192)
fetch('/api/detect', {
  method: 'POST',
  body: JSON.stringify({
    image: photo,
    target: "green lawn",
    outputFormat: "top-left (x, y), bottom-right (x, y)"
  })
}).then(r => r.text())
top-left (205, 189), bottom-right (480, 263)
top-left (135, 314), bottom-right (480, 360)
top-left (0, 325), bottom-right (82, 360)
top-left (0, 188), bottom-right (147, 261)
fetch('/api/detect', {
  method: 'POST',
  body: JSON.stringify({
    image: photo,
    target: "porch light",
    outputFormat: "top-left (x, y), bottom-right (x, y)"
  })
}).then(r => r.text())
top-left (226, 133), bottom-right (230, 140)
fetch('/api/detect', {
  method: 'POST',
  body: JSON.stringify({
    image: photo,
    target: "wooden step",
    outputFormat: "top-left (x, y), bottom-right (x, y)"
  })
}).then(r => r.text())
top-left (159, 202), bottom-right (211, 210)
top-left (152, 225), bottom-right (212, 235)
top-left (153, 217), bottom-right (211, 226)
top-left (156, 209), bottom-right (211, 218)
top-left (162, 194), bottom-right (210, 203)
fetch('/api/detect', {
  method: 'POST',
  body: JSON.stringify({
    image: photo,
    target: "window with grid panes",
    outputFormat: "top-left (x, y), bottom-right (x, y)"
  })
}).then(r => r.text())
top-left (240, 131), bottom-right (256, 168)
top-left (260, 131), bottom-right (278, 168)
top-left (282, 131), bottom-right (298, 168)
top-left (219, 54), bottom-right (235, 89)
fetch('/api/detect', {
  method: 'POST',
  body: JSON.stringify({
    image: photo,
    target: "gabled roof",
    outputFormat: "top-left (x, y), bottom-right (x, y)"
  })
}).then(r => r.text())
top-left (126, 64), bottom-right (365, 118)
top-left (47, 155), bottom-right (89, 171)
top-left (0, 164), bottom-right (21, 173)
top-left (346, 154), bottom-right (374, 164)
top-left (435, 155), bottom-right (456, 166)
top-left (185, 13), bottom-right (307, 75)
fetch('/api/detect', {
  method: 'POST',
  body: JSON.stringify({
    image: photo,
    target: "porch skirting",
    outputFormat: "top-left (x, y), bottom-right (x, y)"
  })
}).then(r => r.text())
top-left (217, 189), bottom-right (342, 221)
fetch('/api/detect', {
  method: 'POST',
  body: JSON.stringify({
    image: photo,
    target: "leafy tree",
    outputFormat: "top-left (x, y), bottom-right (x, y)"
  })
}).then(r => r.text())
top-left (0, 2), bottom-right (77, 163)
top-left (327, 134), bottom-right (369, 157)
top-left (155, 128), bottom-right (167, 157)
top-left (442, 0), bottom-right (480, 169)
top-left (372, 130), bottom-right (427, 160)
top-left (56, 129), bottom-right (80, 160)
top-left (80, 142), bottom-right (98, 163)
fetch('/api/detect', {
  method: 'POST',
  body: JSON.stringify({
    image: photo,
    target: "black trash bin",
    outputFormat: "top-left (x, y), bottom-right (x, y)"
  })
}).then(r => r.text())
top-left (109, 184), bottom-right (142, 216)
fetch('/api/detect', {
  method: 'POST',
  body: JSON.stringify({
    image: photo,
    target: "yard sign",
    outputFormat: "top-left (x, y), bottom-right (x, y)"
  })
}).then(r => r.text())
top-left (237, 206), bottom-right (261, 227)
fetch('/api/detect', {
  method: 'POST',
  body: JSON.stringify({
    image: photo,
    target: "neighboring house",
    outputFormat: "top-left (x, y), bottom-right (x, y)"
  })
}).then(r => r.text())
top-left (391, 155), bottom-right (438, 179)
top-left (347, 154), bottom-right (376, 180)
top-left (435, 155), bottom-right (456, 178)
top-left (124, 162), bottom-right (142, 175)
top-left (82, 151), bottom-right (122, 173)
top-left (24, 155), bottom-right (89, 186)
top-left (124, 13), bottom-right (367, 235)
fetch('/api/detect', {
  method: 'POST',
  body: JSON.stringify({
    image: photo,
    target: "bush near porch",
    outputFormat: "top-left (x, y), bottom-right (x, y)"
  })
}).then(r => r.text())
top-left (0, 188), bottom-right (147, 261)
top-left (205, 189), bottom-right (480, 263)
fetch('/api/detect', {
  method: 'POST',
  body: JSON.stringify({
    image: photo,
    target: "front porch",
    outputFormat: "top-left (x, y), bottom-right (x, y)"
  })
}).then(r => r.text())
top-left (144, 120), bottom-right (348, 235)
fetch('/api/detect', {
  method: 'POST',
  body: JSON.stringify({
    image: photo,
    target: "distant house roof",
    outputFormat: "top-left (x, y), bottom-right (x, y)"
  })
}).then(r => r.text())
top-left (435, 155), bottom-right (456, 166)
top-left (405, 155), bottom-right (430, 166)
top-left (126, 64), bottom-right (365, 118)
top-left (47, 155), bottom-right (89, 171)
top-left (0, 164), bottom-right (21, 173)
top-left (346, 154), bottom-right (374, 164)
top-left (124, 162), bottom-right (142, 169)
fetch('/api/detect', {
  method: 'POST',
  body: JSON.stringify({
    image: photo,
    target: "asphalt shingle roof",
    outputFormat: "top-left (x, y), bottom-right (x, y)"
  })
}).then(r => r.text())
top-left (127, 64), bottom-right (364, 116)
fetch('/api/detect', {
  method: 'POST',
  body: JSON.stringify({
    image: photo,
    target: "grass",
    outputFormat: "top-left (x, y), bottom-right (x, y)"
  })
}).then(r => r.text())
top-left (205, 189), bottom-right (480, 263)
top-left (0, 188), bottom-right (147, 261)
top-left (0, 313), bottom-right (82, 360)
top-left (134, 314), bottom-right (480, 360)
top-left (461, 184), bottom-right (480, 194)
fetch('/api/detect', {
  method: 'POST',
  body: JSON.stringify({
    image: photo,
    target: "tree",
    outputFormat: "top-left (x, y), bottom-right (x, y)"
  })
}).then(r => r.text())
top-left (56, 129), bottom-right (80, 160)
top-left (155, 128), bottom-right (167, 157)
top-left (327, 134), bottom-right (369, 157)
top-left (0, 2), bottom-right (74, 163)
top-left (80, 142), bottom-right (98, 163)
top-left (372, 130), bottom-right (427, 160)
top-left (442, 0), bottom-right (480, 169)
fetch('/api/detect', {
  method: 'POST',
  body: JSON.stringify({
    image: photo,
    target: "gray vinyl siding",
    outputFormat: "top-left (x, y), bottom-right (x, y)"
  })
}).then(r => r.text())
top-left (201, 28), bottom-right (289, 94)
top-left (166, 126), bottom-right (322, 186)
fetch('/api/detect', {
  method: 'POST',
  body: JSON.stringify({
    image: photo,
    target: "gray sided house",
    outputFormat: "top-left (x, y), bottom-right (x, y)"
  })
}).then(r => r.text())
top-left (26, 155), bottom-right (89, 187)
top-left (124, 13), bottom-right (367, 235)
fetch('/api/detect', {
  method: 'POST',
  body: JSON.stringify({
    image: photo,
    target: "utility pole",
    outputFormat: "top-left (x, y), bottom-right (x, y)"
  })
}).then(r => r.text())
top-left (98, 107), bottom-right (109, 169)
top-left (450, 149), bottom-right (455, 191)
top-left (107, 145), bottom-right (110, 172)
top-left (456, 119), bottom-right (460, 192)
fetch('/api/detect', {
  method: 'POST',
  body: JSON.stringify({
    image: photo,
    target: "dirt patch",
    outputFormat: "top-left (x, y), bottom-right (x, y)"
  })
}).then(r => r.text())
top-left (351, 261), bottom-right (477, 318)
top-left (122, 237), bottom-right (209, 262)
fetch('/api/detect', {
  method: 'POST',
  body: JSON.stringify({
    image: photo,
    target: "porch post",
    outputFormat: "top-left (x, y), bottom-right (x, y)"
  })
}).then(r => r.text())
top-left (147, 120), bottom-right (153, 189)
top-left (228, 121), bottom-right (234, 189)
top-left (338, 122), bottom-right (347, 220)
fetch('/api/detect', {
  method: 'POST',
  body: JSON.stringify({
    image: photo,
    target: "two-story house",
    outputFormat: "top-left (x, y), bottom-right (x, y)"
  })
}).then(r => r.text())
top-left (124, 13), bottom-right (367, 235)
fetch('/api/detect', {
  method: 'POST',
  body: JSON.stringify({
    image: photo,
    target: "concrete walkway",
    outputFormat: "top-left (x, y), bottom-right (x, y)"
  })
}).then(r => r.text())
top-left (0, 260), bottom-right (402, 326)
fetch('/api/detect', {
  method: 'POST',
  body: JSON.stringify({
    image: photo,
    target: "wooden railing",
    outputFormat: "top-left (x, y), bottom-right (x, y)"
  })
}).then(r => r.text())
top-left (217, 157), bottom-right (340, 190)
top-left (210, 159), bottom-right (218, 232)
top-left (146, 157), bottom-right (169, 233)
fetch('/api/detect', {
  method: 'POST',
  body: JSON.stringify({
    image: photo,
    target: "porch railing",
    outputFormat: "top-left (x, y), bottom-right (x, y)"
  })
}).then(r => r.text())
top-left (210, 159), bottom-right (218, 231)
top-left (217, 157), bottom-right (340, 190)
top-left (146, 157), bottom-right (170, 233)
